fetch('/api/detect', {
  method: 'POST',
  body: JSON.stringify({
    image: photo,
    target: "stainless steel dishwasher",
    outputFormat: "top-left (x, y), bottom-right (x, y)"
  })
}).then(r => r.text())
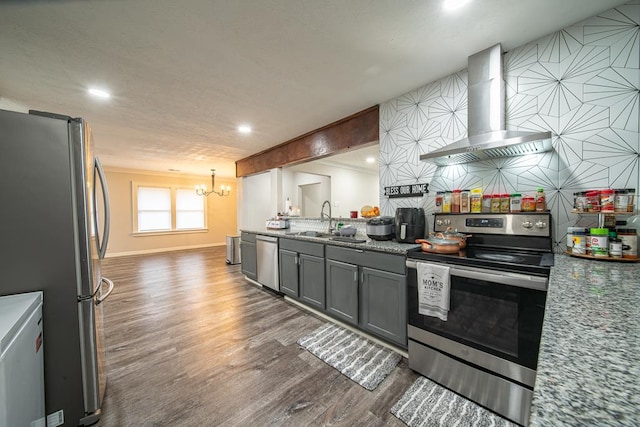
top-left (255, 235), bottom-right (279, 291)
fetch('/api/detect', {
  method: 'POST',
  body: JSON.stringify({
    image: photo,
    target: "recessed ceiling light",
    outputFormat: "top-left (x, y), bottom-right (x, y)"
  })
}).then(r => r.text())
top-left (88, 88), bottom-right (111, 99)
top-left (443, 0), bottom-right (472, 11)
top-left (366, 156), bottom-right (376, 164)
top-left (238, 125), bottom-right (252, 134)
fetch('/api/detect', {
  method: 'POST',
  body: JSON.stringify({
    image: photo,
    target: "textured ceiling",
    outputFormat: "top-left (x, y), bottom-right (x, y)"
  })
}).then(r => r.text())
top-left (0, 0), bottom-right (628, 178)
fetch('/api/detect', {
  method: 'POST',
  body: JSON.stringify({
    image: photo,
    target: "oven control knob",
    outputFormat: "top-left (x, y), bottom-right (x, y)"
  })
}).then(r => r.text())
top-left (444, 219), bottom-right (451, 226)
top-left (436, 219), bottom-right (443, 226)
top-left (522, 220), bottom-right (533, 228)
top-left (535, 220), bottom-right (547, 229)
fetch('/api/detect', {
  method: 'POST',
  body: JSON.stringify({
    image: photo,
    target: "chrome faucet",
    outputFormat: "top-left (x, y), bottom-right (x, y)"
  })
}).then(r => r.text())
top-left (320, 200), bottom-right (334, 232)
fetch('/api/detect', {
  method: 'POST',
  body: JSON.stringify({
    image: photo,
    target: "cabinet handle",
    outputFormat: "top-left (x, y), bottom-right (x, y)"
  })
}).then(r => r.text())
top-left (353, 271), bottom-right (358, 282)
top-left (295, 256), bottom-right (299, 265)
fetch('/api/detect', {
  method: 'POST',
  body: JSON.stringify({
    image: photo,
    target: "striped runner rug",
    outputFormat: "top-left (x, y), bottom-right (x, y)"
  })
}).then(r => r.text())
top-left (391, 376), bottom-right (518, 427)
top-left (297, 323), bottom-right (401, 391)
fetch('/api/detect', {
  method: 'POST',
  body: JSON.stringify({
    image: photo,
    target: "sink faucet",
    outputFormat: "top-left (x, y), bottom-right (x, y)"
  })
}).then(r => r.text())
top-left (320, 200), bottom-right (334, 232)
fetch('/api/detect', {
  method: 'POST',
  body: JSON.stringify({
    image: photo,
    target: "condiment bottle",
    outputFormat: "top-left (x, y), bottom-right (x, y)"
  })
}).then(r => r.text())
top-left (443, 191), bottom-right (452, 213)
top-left (535, 187), bottom-right (546, 212)
top-left (435, 191), bottom-right (444, 213)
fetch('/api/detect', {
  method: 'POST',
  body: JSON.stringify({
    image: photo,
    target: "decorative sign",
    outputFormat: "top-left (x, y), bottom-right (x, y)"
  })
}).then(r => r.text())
top-left (384, 183), bottom-right (429, 198)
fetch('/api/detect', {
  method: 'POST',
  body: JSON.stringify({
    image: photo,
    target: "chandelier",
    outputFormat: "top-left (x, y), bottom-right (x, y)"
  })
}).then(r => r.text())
top-left (195, 169), bottom-right (231, 197)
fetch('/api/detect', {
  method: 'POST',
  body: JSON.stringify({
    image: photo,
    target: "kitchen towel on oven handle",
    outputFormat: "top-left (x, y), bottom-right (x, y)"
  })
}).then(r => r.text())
top-left (416, 262), bottom-right (451, 321)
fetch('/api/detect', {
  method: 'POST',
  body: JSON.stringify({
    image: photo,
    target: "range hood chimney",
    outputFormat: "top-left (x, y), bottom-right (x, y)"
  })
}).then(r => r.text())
top-left (420, 44), bottom-right (552, 166)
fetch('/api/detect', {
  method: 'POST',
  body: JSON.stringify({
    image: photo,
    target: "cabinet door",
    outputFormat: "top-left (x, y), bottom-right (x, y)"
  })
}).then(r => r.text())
top-left (240, 241), bottom-right (257, 280)
top-left (326, 259), bottom-right (359, 325)
top-left (299, 254), bottom-right (325, 310)
top-left (361, 267), bottom-right (407, 346)
top-left (279, 249), bottom-right (299, 298)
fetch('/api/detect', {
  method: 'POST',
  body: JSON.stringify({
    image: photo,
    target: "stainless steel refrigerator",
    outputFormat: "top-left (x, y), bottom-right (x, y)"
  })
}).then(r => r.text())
top-left (0, 109), bottom-right (113, 426)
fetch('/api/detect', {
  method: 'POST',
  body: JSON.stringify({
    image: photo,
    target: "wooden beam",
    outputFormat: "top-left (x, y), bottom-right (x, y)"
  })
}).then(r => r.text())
top-left (236, 105), bottom-right (379, 177)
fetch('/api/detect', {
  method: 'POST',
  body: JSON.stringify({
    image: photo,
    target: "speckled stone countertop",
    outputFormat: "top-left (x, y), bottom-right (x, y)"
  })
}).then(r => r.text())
top-left (530, 254), bottom-right (640, 426)
top-left (239, 228), bottom-right (421, 255)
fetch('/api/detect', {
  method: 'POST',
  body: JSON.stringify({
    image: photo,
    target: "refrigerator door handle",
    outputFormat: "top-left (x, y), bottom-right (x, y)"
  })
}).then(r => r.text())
top-left (96, 277), bottom-right (114, 305)
top-left (93, 157), bottom-right (111, 259)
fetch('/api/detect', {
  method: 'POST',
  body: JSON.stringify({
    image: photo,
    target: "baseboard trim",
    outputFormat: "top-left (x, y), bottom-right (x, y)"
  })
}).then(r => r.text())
top-left (105, 242), bottom-right (224, 258)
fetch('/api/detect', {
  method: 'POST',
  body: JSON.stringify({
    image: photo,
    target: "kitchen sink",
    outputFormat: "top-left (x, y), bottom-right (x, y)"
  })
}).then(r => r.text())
top-left (285, 230), bottom-right (332, 238)
top-left (329, 236), bottom-right (367, 243)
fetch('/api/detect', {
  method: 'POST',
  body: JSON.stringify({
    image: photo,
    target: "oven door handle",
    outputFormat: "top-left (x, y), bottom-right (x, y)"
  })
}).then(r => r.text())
top-left (406, 260), bottom-right (548, 291)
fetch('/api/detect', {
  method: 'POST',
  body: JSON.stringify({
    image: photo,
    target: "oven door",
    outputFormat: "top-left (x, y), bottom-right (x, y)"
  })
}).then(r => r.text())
top-left (406, 260), bottom-right (547, 386)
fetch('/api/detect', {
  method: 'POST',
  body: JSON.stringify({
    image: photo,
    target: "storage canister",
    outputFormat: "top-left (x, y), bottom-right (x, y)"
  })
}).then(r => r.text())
top-left (574, 191), bottom-right (587, 212)
top-left (500, 194), bottom-right (510, 213)
top-left (482, 194), bottom-right (492, 213)
top-left (470, 188), bottom-right (482, 213)
top-left (567, 227), bottom-right (587, 253)
top-left (586, 190), bottom-right (600, 212)
top-left (600, 189), bottom-right (615, 212)
top-left (490, 194), bottom-right (501, 213)
top-left (522, 195), bottom-right (536, 212)
top-left (535, 187), bottom-right (546, 212)
top-left (452, 189), bottom-right (462, 213)
top-left (510, 193), bottom-right (522, 213)
top-left (589, 228), bottom-right (609, 257)
top-left (617, 228), bottom-right (637, 258)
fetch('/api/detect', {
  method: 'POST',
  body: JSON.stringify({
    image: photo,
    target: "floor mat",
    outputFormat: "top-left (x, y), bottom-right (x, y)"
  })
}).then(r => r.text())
top-left (297, 323), bottom-right (401, 391)
top-left (391, 376), bottom-right (518, 427)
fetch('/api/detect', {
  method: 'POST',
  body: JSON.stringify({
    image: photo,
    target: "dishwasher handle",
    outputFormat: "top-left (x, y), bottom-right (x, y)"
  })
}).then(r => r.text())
top-left (255, 235), bottom-right (278, 243)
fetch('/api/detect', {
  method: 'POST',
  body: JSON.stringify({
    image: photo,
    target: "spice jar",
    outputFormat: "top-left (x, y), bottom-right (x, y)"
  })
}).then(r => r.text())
top-left (600, 189), bottom-right (615, 212)
top-left (617, 228), bottom-right (637, 258)
top-left (452, 189), bottom-right (462, 213)
top-left (482, 195), bottom-right (492, 213)
top-left (470, 189), bottom-right (483, 213)
top-left (627, 188), bottom-right (636, 212)
top-left (614, 189), bottom-right (628, 212)
top-left (435, 191), bottom-right (444, 213)
top-left (609, 232), bottom-right (622, 258)
top-left (589, 228), bottom-right (609, 257)
top-left (522, 195), bottom-right (536, 212)
top-left (443, 191), bottom-right (452, 213)
top-left (574, 191), bottom-right (587, 212)
top-left (460, 189), bottom-right (470, 213)
top-left (586, 190), bottom-right (600, 212)
top-left (490, 194), bottom-right (501, 213)
top-left (510, 193), bottom-right (522, 213)
top-left (535, 187), bottom-right (546, 212)
top-left (569, 228), bottom-right (588, 254)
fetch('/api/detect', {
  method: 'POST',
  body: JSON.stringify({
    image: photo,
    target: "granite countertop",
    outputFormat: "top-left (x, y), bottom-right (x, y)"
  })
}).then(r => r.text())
top-left (239, 228), bottom-right (421, 255)
top-left (530, 254), bottom-right (640, 426)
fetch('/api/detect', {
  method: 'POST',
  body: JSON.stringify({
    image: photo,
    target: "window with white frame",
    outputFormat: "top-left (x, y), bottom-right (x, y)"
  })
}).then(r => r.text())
top-left (134, 184), bottom-right (206, 233)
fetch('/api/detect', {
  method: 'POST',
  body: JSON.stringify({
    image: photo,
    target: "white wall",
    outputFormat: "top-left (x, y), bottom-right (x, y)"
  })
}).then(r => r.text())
top-left (241, 171), bottom-right (273, 229)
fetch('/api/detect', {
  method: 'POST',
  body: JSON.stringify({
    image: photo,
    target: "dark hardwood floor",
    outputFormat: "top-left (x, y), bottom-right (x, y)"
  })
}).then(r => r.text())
top-left (96, 246), bottom-right (418, 426)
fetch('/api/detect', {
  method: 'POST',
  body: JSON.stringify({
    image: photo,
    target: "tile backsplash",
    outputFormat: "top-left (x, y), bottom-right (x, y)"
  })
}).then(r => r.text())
top-left (378, 2), bottom-right (639, 252)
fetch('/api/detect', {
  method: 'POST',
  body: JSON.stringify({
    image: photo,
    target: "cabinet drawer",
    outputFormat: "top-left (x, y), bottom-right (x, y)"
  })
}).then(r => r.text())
top-left (240, 231), bottom-right (256, 243)
top-left (279, 238), bottom-right (324, 257)
top-left (326, 246), bottom-right (405, 275)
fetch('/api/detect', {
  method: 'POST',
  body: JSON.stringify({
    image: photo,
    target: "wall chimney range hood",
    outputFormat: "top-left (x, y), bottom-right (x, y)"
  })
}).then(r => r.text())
top-left (420, 44), bottom-right (552, 166)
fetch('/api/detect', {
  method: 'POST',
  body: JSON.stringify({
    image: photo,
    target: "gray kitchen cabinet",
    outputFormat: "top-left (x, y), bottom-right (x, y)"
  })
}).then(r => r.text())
top-left (279, 238), bottom-right (325, 309)
top-left (326, 259), bottom-right (359, 325)
top-left (240, 232), bottom-right (257, 280)
top-left (325, 245), bottom-right (407, 347)
top-left (299, 254), bottom-right (325, 310)
top-left (361, 267), bottom-right (407, 345)
top-left (279, 248), bottom-right (299, 297)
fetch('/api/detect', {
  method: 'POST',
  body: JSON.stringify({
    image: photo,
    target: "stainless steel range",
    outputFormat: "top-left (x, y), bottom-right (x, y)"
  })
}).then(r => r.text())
top-left (405, 213), bottom-right (554, 426)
